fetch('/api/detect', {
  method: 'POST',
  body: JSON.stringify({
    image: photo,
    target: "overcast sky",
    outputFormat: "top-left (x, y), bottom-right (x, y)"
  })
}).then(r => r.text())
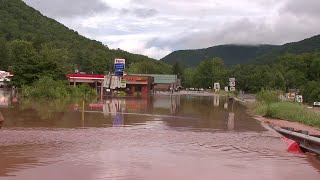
top-left (23, 0), bottom-right (320, 59)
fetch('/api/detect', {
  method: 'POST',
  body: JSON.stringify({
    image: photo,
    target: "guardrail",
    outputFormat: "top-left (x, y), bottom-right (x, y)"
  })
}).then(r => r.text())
top-left (271, 125), bottom-right (320, 155)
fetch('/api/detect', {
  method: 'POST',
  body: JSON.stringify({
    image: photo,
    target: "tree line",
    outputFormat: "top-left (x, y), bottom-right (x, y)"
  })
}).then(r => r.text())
top-left (0, 39), bottom-right (173, 86)
top-left (174, 53), bottom-right (320, 103)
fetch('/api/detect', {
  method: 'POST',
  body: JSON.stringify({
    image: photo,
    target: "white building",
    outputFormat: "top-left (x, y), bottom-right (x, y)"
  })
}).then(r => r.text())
top-left (0, 71), bottom-right (13, 87)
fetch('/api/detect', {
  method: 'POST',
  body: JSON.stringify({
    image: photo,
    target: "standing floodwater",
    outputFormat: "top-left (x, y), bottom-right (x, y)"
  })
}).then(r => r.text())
top-left (0, 92), bottom-right (320, 180)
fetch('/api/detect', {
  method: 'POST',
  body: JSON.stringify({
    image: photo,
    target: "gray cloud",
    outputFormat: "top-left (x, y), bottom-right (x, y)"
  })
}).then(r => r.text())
top-left (148, 14), bottom-right (320, 53)
top-left (120, 8), bottom-right (158, 18)
top-left (281, 0), bottom-right (320, 17)
top-left (22, 0), bottom-right (320, 59)
top-left (23, 0), bottom-right (110, 18)
top-left (132, 8), bottom-right (158, 18)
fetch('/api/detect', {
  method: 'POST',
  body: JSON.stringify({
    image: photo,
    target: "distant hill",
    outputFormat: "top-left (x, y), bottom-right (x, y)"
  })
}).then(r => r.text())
top-left (0, 0), bottom-right (168, 73)
top-left (161, 34), bottom-right (320, 67)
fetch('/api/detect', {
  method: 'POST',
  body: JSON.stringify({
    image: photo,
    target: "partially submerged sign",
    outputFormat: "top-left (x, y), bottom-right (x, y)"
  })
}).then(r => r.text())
top-left (230, 87), bottom-right (236, 92)
top-left (295, 95), bottom-right (303, 103)
top-left (214, 83), bottom-right (220, 91)
top-left (229, 81), bottom-right (236, 87)
top-left (229, 77), bottom-right (236, 91)
top-left (229, 78), bottom-right (235, 82)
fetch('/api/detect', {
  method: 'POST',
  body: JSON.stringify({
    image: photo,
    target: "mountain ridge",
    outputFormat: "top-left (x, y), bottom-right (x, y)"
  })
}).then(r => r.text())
top-left (161, 34), bottom-right (320, 67)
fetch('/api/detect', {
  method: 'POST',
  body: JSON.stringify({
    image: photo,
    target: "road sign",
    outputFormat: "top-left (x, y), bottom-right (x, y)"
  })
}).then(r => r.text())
top-left (295, 95), bottom-right (303, 103)
top-left (225, 86), bottom-right (229, 92)
top-left (230, 87), bottom-right (236, 91)
top-left (115, 71), bottom-right (124, 76)
top-left (115, 59), bottom-right (125, 64)
top-left (314, 102), bottom-right (320, 106)
top-left (103, 75), bottom-right (111, 88)
top-left (114, 59), bottom-right (125, 75)
top-left (229, 82), bottom-right (236, 87)
top-left (229, 78), bottom-right (235, 82)
top-left (114, 63), bottom-right (125, 70)
top-left (120, 79), bottom-right (126, 88)
top-left (214, 83), bottom-right (220, 91)
top-left (110, 76), bottom-right (121, 89)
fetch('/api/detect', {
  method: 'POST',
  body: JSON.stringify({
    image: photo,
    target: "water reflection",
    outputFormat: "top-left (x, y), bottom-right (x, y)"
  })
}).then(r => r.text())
top-left (213, 94), bottom-right (219, 107)
top-left (113, 113), bottom-right (124, 127)
top-left (0, 91), bottom-right (265, 131)
top-left (0, 89), bottom-right (17, 108)
top-left (1, 89), bottom-right (320, 179)
top-left (0, 111), bottom-right (3, 129)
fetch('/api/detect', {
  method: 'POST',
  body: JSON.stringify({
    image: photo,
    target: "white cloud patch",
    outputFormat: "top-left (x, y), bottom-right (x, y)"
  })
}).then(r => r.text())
top-left (23, 0), bottom-right (320, 59)
top-left (24, 0), bottom-right (110, 19)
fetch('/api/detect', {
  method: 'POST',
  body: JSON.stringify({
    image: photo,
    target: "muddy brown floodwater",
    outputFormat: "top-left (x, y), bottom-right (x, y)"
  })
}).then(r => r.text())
top-left (0, 90), bottom-right (320, 180)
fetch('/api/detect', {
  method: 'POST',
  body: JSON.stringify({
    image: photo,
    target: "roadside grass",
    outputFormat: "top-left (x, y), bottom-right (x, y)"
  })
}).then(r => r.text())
top-left (248, 101), bottom-right (320, 128)
top-left (211, 90), bottom-right (239, 97)
top-left (247, 89), bottom-right (320, 128)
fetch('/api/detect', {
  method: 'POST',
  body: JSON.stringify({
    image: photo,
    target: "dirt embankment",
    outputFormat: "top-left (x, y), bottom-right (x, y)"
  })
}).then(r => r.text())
top-left (255, 116), bottom-right (320, 136)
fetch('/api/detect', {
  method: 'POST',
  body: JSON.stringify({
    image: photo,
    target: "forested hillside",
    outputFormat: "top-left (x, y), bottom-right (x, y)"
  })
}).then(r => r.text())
top-left (162, 45), bottom-right (278, 67)
top-left (0, 0), bottom-right (171, 82)
top-left (161, 34), bottom-right (320, 67)
top-left (181, 53), bottom-right (320, 103)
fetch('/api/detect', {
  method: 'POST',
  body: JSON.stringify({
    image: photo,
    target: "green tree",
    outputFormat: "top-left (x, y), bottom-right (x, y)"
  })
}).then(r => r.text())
top-left (269, 70), bottom-right (286, 91)
top-left (39, 45), bottom-right (72, 74)
top-left (9, 40), bottom-right (65, 86)
top-left (310, 57), bottom-right (320, 81)
top-left (172, 62), bottom-right (183, 77)
top-left (284, 69), bottom-right (306, 89)
top-left (301, 81), bottom-right (320, 103)
top-left (182, 68), bottom-right (196, 87)
top-left (195, 58), bottom-right (226, 88)
top-left (0, 38), bottom-right (9, 70)
top-left (9, 40), bottom-right (37, 66)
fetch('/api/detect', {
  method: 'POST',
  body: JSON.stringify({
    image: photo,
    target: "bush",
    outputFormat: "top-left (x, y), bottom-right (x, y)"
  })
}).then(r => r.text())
top-left (22, 76), bottom-right (69, 98)
top-left (248, 101), bottom-right (320, 128)
top-left (265, 102), bottom-right (320, 128)
top-left (71, 83), bottom-right (96, 98)
top-left (22, 76), bottom-right (96, 98)
top-left (301, 81), bottom-right (320, 104)
top-left (117, 91), bottom-right (127, 96)
top-left (256, 90), bottom-right (281, 105)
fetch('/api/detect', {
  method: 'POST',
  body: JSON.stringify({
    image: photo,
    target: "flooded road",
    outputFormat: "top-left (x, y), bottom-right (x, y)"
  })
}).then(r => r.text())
top-left (0, 91), bottom-right (320, 179)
